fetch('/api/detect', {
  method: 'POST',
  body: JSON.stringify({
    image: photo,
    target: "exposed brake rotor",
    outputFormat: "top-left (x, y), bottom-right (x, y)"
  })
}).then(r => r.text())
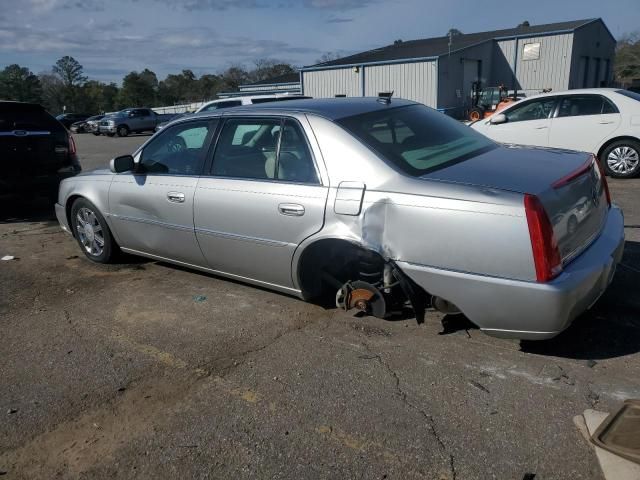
top-left (336, 280), bottom-right (387, 319)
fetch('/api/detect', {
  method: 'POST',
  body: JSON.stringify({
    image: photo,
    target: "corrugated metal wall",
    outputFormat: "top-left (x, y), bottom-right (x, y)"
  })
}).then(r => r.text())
top-left (515, 34), bottom-right (573, 94)
top-left (569, 21), bottom-right (616, 88)
top-left (363, 61), bottom-right (438, 107)
top-left (492, 33), bottom-right (574, 96)
top-left (302, 68), bottom-right (361, 98)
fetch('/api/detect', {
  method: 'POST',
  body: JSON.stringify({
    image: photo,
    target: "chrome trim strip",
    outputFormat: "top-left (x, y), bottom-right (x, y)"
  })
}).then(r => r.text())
top-left (0, 130), bottom-right (51, 136)
top-left (195, 227), bottom-right (291, 247)
top-left (110, 214), bottom-right (193, 232)
top-left (119, 247), bottom-right (302, 296)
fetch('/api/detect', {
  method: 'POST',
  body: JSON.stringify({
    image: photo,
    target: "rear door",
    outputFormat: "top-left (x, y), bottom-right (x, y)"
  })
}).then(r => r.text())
top-left (484, 96), bottom-right (558, 147)
top-left (194, 116), bottom-right (328, 289)
top-left (548, 94), bottom-right (621, 153)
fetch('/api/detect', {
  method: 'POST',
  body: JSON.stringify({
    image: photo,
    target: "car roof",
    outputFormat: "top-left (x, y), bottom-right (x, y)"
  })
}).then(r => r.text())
top-left (518, 88), bottom-right (623, 101)
top-left (190, 97), bottom-right (418, 121)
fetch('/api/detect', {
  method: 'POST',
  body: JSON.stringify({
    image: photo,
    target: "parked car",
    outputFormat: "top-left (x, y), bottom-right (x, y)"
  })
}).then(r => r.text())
top-left (55, 113), bottom-right (90, 129)
top-left (55, 97), bottom-right (623, 340)
top-left (98, 108), bottom-right (173, 137)
top-left (2, 101), bottom-right (81, 200)
top-left (153, 96), bottom-right (311, 133)
top-left (195, 94), bottom-right (311, 113)
top-left (71, 115), bottom-right (104, 134)
top-left (471, 88), bottom-right (640, 178)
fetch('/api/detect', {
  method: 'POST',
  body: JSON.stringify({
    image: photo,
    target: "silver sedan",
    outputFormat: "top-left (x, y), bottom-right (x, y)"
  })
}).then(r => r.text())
top-left (56, 98), bottom-right (624, 340)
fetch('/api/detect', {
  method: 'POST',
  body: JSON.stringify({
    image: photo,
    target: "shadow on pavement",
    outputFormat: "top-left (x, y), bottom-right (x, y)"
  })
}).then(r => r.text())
top-left (0, 195), bottom-right (57, 224)
top-left (521, 240), bottom-right (640, 360)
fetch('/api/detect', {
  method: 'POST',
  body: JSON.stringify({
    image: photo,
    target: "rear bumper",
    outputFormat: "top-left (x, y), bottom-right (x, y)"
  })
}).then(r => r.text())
top-left (398, 206), bottom-right (625, 340)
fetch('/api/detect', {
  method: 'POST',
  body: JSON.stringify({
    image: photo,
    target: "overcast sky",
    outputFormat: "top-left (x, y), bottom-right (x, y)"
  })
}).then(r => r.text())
top-left (0, 0), bottom-right (638, 83)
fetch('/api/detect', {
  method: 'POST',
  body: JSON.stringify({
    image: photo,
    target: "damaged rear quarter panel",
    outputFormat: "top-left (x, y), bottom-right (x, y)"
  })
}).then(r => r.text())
top-left (303, 114), bottom-right (536, 283)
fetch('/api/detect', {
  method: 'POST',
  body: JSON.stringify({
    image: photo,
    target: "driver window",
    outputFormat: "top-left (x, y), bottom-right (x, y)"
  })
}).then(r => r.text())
top-left (504, 98), bottom-right (557, 123)
top-left (140, 120), bottom-right (215, 175)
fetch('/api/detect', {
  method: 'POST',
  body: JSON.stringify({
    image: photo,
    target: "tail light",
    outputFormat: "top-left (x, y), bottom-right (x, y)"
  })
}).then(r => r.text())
top-left (593, 156), bottom-right (611, 207)
top-left (68, 134), bottom-right (77, 155)
top-left (524, 194), bottom-right (562, 282)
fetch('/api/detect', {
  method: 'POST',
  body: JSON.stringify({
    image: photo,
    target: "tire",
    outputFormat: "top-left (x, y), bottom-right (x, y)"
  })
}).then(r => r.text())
top-left (93, 132), bottom-right (100, 136)
top-left (70, 198), bottom-right (117, 263)
top-left (117, 125), bottom-right (130, 137)
top-left (468, 107), bottom-right (484, 122)
top-left (106, 133), bottom-right (115, 137)
top-left (601, 139), bottom-right (640, 178)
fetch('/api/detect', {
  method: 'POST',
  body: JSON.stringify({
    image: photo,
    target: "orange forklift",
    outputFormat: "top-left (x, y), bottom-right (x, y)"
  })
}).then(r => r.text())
top-left (467, 83), bottom-right (522, 121)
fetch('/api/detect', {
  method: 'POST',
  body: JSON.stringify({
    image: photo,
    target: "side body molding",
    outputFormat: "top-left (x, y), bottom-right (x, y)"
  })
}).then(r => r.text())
top-left (334, 181), bottom-right (365, 216)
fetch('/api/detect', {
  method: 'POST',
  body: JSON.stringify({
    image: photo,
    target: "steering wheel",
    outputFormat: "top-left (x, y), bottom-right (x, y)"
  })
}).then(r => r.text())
top-left (167, 136), bottom-right (187, 153)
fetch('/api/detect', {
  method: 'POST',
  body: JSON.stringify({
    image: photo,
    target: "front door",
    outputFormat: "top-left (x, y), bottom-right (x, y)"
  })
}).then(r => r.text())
top-left (108, 119), bottom-right (217, 266)
top-left (194, 116), bottom-right (328, 289)
top-left (548, 94), bottom-right (621, 152)
top-left (485, 96), bottom-right (558, 147)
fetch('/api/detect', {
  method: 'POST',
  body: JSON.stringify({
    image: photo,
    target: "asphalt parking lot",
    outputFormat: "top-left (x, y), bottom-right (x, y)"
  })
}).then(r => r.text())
top-left (1, 133), bottom-right (639, 479)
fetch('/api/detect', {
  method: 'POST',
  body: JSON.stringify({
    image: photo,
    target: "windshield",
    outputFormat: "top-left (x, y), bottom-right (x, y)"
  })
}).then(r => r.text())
top-left (616, 89), bottom-right (640, 102)
top-left (337, 104), bottom-right (496, 176)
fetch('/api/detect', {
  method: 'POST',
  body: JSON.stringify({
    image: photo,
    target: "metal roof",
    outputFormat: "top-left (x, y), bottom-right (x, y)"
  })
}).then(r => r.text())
top-left (303, 18), bottom-right (600, 70)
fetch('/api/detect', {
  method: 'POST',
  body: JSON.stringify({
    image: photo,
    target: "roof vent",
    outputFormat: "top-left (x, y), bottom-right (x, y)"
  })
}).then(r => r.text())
top-left (377, 91), bottom-right (394, 104)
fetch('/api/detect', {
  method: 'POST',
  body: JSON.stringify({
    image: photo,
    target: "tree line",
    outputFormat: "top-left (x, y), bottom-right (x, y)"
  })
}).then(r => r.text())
top-left (0, 56), bottom-right (298, 115)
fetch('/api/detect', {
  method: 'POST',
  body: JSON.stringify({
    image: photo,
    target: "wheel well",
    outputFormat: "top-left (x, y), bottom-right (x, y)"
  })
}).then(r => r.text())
top-left (65, 195), bottom-right (84, 237)
top-left (297, 238), bottom-right (386, 300)
top-left (597, 136), bottom-right (640, 160)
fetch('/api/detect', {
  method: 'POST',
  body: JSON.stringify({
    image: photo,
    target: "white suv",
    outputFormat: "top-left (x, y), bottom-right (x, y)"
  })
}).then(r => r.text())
top-left (196, 94), bottom-right (310, 113)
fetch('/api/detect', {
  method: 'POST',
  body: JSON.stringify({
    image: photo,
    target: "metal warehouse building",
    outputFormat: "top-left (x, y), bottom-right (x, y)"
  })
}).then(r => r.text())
top-left (301, 18), bottom-right (615, 116)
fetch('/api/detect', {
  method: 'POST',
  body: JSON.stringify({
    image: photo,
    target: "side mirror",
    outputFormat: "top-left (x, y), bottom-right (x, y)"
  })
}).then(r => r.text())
top-left (490, 113), bottom-right (507, 125)
top-left (110, 154), bottom-right (135, 173)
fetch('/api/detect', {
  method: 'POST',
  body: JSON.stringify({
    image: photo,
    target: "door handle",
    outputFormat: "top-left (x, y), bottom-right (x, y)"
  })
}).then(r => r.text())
top-left (599, 121), bottom-right (614, 124)
top-left (167, 192), bottom-right (185, 203)
top-left (534, 126), bottom-right (548, 130)
top-left (278, 203), bottom-right (305, 216)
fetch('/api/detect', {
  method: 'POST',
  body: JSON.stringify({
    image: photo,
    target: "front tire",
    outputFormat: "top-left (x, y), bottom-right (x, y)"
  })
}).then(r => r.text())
top-left (70, 199), bottom-right (117, 263)
top-left (117, 125), bottom-right (130, 137)
top-left (601, 140), bottom-right (640, 178)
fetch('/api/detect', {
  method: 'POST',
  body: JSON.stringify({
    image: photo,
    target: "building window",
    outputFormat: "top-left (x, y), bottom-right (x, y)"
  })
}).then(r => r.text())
top-left (522, 42), bottom-right (541, 61)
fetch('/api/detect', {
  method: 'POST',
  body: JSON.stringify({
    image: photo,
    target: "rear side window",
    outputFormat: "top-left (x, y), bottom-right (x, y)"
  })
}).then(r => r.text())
top-left (0, 103), bottom-right (62, 131)
top-left (140, 120), bottom-right (216, 175)
top-left (211, 118), bottom-right (318, 183)
top-left (557, 95), bottom-right (618, 117)
top-left (338, 104), bottom-right (496, 176)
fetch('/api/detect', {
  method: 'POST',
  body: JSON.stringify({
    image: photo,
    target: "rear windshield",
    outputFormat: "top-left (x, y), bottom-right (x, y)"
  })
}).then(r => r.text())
top-left (337, 104), bottom-right (496, 176)
top-left (616, 89), bottom-right (640, 102)
top-left (0, 103), bottom-right (62, 131)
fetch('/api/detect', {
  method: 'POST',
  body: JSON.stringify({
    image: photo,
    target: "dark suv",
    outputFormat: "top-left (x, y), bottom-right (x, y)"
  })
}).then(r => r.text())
top-left (1, 102), bottom-right (81, 200)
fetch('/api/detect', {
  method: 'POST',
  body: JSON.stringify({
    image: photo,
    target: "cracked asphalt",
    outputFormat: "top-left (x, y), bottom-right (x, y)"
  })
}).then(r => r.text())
top-left (1, 133), bottom-right (639, 479)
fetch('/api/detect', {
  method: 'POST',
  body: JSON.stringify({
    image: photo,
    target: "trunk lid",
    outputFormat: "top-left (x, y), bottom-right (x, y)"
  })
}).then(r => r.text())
top-left (422, 144), bottom-right (609, 264)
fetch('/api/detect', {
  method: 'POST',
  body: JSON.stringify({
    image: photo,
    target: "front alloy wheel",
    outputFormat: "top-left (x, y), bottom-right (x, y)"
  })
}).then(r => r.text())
top-left (71, 199), bottom-right (117, 263)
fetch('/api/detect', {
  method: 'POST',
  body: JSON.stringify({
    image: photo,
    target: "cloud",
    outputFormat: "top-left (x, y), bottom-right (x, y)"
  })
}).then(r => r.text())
top-left (26, 0), bottom-right (105, 12)
top-left (138, 0), bottom-right (376, 10)
top-left (326, 16), bottom-right (354, 23)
